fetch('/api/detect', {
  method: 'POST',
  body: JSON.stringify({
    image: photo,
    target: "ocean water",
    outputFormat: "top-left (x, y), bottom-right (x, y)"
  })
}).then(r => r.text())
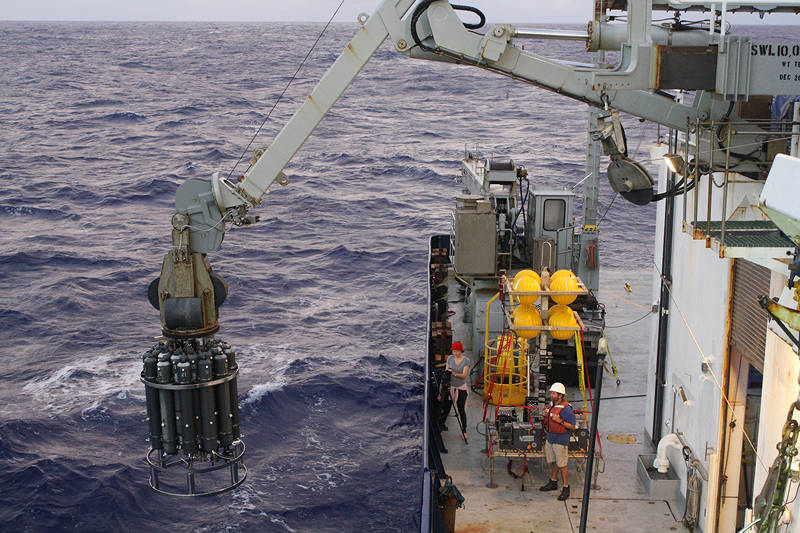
top-left (0, 19), bottom-right (788, 532)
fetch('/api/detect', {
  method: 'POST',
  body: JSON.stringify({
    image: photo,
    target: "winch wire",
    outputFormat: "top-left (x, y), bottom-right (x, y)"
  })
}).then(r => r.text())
top-left (226, 0), bottom-right (346, 181)
top-left (604, 310), bottom-right (652, 329)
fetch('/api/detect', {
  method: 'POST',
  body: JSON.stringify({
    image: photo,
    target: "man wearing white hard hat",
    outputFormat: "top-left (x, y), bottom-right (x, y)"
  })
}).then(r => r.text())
top-left (539, 382), bottom-right (576, 501)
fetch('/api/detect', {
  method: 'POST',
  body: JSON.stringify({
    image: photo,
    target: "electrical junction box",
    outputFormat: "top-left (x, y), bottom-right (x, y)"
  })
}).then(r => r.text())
top-left (511, 422), bottom-right (542, 451)
top-left (453, 195), bottom-right (496, 276)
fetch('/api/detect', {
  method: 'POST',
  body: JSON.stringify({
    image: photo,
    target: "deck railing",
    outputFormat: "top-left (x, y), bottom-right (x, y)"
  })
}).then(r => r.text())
top-left (421, 235), bottom-right (451, 533)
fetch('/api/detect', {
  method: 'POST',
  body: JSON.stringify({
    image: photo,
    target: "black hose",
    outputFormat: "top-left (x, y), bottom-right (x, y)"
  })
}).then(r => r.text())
top-left (411, 1), bottom-right (486, 51)
top-left (410, 0), bottom-right (436, 52)
top-left (717, 101), bottom-right (764, 165)
top-left (452, 4), bottom-right (486, 29)
top-left (603, 310), bottom-right (653, 329)
top-left (651, 177), bottom-right (697, 202)
top-left (510, 175), bottom-right (530, 234)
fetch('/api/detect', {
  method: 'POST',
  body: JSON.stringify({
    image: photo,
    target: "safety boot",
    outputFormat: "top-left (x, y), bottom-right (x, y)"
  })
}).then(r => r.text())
top-left (539, 479), bottom-right (558, 491)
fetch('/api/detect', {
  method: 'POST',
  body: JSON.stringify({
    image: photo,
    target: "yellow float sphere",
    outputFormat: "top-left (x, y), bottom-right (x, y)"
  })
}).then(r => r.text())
top-left (549, 273), bottom-right (578, 305)
top-left (512, 269), bottom-right (541, 286)
top-left (513, 304), bottom-right (542, 339)
top-left (549, 269), bottom-right (575, 284)
top-left (513, 275), bottom-right (540, 305)
top-left (548, 304), bottom-right (577, 340)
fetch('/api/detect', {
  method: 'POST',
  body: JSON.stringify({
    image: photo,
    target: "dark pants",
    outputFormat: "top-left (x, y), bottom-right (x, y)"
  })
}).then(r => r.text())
top-left (440, 389), bottom-right (467, 431)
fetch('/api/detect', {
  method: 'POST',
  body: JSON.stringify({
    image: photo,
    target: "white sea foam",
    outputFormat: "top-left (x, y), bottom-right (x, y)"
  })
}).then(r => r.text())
top-left (242, 378), bottom-right (286, 405)
top-left (239, 340), bottom-right (310, 404)
top-left (262, 514), bottom-right (296, 532)
top-left (16, 353), bottom-right (138, 418)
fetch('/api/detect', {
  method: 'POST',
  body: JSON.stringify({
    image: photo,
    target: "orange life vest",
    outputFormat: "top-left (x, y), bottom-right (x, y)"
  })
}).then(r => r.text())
top-left (543, 400), bottom-right (571, 434)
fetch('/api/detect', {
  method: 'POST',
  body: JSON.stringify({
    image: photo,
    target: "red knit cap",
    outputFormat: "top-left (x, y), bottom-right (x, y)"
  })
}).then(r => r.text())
top-left (451, 342), bottom-right (463, 352)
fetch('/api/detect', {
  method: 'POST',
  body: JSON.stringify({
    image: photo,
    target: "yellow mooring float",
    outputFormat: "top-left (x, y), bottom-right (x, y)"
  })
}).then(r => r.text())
top-left (512, 304), bottom-right (542, 338)
top-left (510, 269), bottom-right (541, 306)
top-left (511, 269), bottom-right (541, 286)
top-left (549, 268), bottom-right (574, 283)
top-left (548, 304), bottom-right (578, 340)
top-left (512, 275), bottom-right (540, 305)
top-left (549, 272), bottom-right (578, 306)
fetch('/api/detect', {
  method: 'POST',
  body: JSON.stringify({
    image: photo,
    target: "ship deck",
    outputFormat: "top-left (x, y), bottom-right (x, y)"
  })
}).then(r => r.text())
top-left (440, 269), bottom-right (690, 533)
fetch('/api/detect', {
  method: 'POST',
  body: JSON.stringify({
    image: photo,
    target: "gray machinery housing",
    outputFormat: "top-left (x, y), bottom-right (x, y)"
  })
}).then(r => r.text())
top-left (451, 152), bottom-right (599, 354)
top-left (525, 187), bottom-right (576, 274)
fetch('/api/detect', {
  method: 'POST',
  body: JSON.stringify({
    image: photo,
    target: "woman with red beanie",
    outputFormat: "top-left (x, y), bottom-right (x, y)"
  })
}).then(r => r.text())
top-left (440, 341), bottom-right (470, 442)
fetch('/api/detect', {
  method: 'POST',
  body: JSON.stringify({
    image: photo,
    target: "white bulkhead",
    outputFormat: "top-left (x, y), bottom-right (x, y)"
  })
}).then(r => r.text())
top-left (646, 145), bottom-right (800, 532)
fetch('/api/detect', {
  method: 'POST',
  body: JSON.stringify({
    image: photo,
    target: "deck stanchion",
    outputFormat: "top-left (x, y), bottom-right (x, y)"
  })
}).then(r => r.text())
top-left (579, 355), bottom-right (605, 533)
top-left (693, 119), bottom-right (699, 229)
top-left (706, 121), bottom-right (714, 246)
top-left (683, 119), bottom-right (689, 227)
top-left (721, 124), bottom-right (732, 254)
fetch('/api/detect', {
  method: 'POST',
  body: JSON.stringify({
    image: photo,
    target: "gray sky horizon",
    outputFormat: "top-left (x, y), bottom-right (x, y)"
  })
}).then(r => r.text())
top-left (2, 0), bottom-right (798, 24)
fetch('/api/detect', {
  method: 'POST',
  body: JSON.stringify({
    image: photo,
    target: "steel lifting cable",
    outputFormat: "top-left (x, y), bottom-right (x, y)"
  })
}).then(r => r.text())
top-left (596, 193), bottom-right (617, 226)
top-left (603, 311), bottom-right (652, 329)
top-left (225, 0), bottom-right (346, 181)
top-left (631, 120), bottom-right (651, 160)
top-left (652, 259), bottom-right (768, 474)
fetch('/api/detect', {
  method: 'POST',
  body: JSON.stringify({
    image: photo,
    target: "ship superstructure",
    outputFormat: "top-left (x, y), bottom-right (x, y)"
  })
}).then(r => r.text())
top-left (136, 1), bottom-right (800, 531)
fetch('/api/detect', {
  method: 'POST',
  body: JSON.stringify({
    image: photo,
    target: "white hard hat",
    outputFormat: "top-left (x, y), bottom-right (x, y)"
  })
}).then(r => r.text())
top-left (549, 382), bottom-right (566, 395)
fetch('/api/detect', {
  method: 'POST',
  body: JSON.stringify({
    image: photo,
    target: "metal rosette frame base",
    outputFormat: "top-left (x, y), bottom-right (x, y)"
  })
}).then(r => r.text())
top-left (146, 441), bottom-right (247, 497)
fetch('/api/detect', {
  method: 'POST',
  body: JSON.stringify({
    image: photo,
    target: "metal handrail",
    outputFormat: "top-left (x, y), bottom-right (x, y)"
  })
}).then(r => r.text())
top-left (448, 212), bottom-right (457, 267)
top-left (555, 224), bottom-right (577, 262)
top-left (420, 236), bottom-right (434, 533)
top-left (678, 118), bottom-right (761, 254)
top-left (496, 227), bottom-right (514, 272)
top-left (422, 235), bottom-right (451, 533)
top-left (538, 239), bottom-right (554, 271)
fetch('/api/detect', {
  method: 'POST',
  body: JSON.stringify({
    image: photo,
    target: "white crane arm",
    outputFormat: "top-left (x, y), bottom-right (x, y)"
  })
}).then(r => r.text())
top-left (213, 0), bottom-right (416, 210)
top-left (178, 0), bottom-right (798, 253)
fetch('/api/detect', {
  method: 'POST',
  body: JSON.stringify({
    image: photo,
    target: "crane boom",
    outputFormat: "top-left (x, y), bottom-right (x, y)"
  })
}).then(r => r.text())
top-left (208, 0), bottom-right (799, 233)
top-left (160, 0), bottom-right (800, 332)
top-left (214, 0), bottom-right (417, 211)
